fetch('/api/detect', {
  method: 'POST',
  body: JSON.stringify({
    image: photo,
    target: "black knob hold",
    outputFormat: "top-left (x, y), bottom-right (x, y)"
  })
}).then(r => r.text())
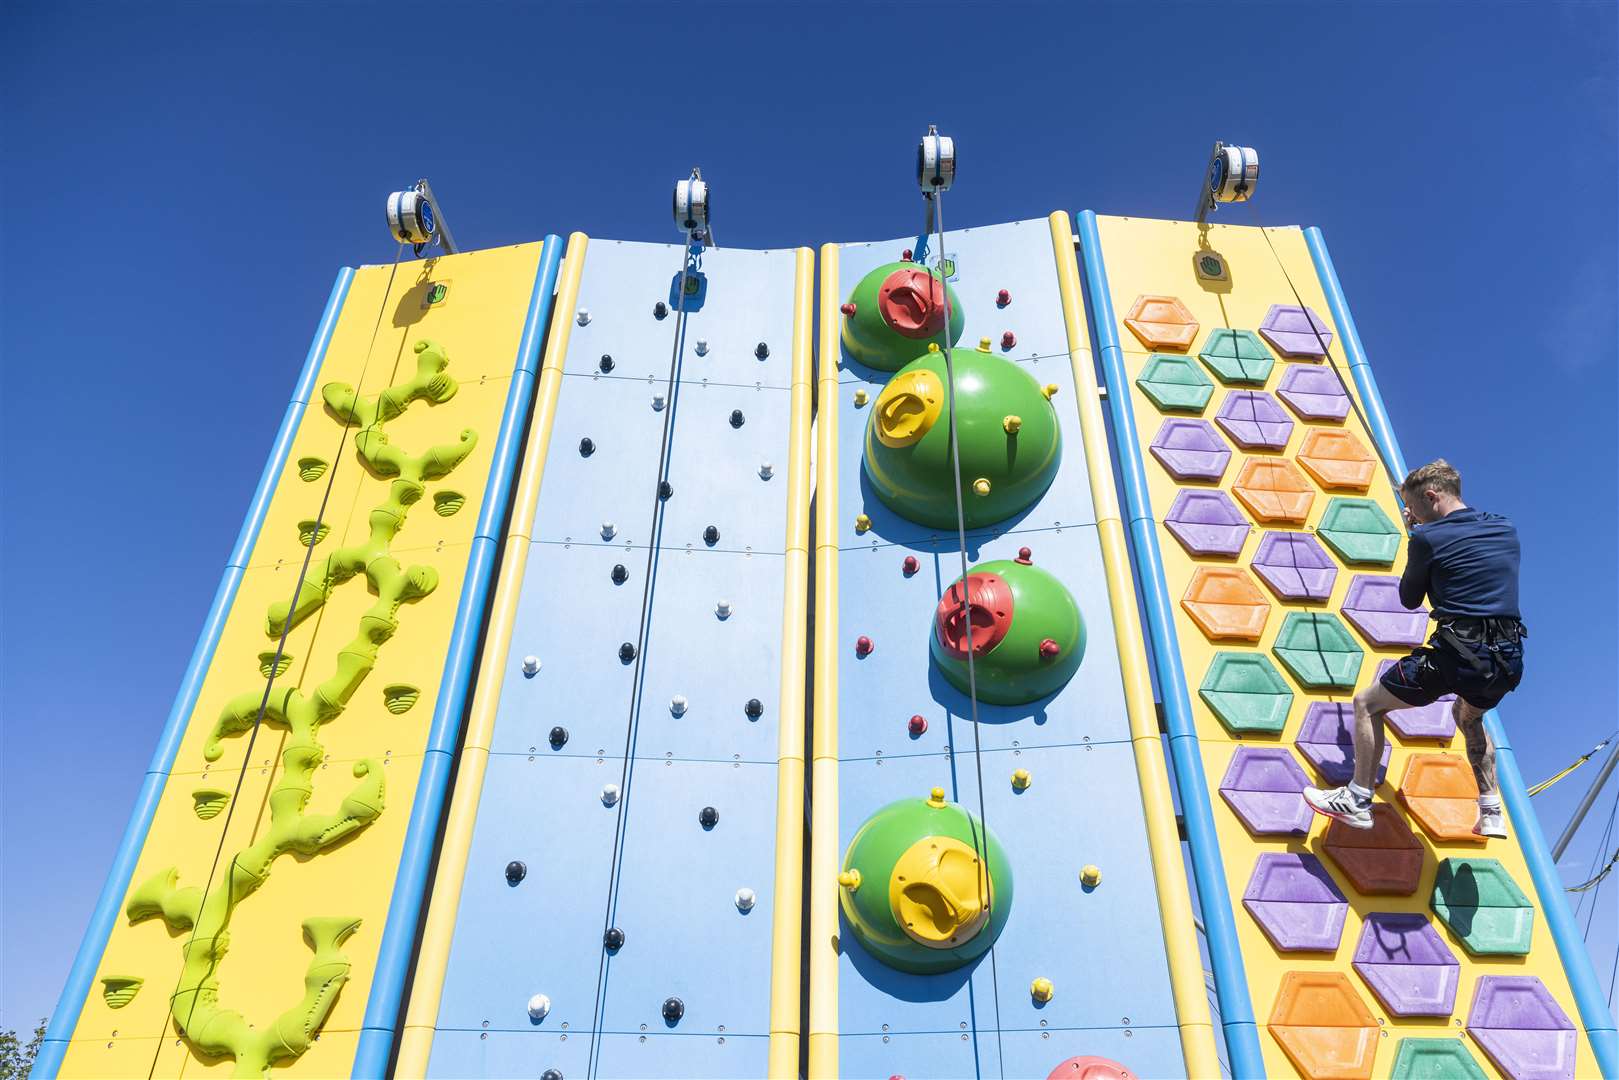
top-left (541, 1070), bottom-right (563, 1080)
top-left (505, 860), bottom-right (527, 885)
top-left (729, 409), bottom-right (745, 428)
top-left (654, 301), bottom-right (669, 319)
top-left (661, 997), bottom-right (684, 1023)
top-left (603, 927), bottom-right (625, 951)
top-left (579, 437), bottom-right (595, 457)
top-left (599, 354), bottom-right (615, 373)
top-left (619, 642), bottom-right (637, 663)
top-left (754, 342), bottom-right (769, 359)
top-left (698, 806), bottom-right (719, 829)
top-left (658, 480), bottom-right (673, 500)
top-left (745, 698), bottom-right (764, 719)
top-left (548, 725), bottom-right (569, 748)
top-left (703, 525), bottom-right (719, 545)
top-left (611, 563), bottom-right (628, 584)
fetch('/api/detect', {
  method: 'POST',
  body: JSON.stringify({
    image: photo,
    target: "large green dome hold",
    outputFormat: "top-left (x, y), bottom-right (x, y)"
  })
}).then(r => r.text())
top-left (863, 346), bottom-right (1061, 530)
top-left (840, 261), bottom-right (964, 371)
top-left (930, 556), bottom-right (1086, 705)
top-left (838, 790), bottom-right (1013, 975)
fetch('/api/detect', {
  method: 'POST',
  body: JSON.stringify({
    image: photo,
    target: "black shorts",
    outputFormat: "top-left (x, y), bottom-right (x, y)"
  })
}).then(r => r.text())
top-left (1380, 622), bottom-right (1525, 711)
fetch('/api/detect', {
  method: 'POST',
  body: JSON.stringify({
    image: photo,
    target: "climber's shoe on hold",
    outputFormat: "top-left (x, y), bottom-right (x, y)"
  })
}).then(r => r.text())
top-left (1304, 784), bottom-right (1374, 830)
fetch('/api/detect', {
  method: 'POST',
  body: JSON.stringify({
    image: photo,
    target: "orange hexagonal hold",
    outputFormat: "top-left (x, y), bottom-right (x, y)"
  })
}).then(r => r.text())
top-left (1181, 566), bottom-right (1272, 642)
top-left (1123, 295), bottom-right (1200, 351)
top-left (1297, 429), bottom-right (1378, 492)
top-left (1268, 971), bottom-right (1380, 1080)
top-left (1400, 753), bottom-right (1487, 843)
top-left (1323, 804), bottom-right (1426, 895)
top-left (1232, 458), bottom-right (1317, 524)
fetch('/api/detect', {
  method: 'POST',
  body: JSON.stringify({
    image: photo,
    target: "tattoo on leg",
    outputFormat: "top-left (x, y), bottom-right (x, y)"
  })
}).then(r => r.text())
top-left (1455, 700), bottom-right (1498, 795)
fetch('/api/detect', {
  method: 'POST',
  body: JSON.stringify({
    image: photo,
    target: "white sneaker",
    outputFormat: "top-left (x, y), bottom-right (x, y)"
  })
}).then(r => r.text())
top-left (1304, 785), bottom-right (1374, 830)
top-left (1474, 806), bottom-right (1508, 839)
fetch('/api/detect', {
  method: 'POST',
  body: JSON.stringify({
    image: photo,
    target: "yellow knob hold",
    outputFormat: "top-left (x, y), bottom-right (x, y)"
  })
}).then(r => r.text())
top-left (853, 388), bottom-right (868, 407)
top-left (928, 786), bottom-right (948, 807)
top-left (874, 370), bottom-right (943, 448)
top-left (889, 836), bottom-right (992, 949)
top-left (1002, 414), bottom-right (1022, 434)
top-left (977, 337), bottom-right (992, 353)
top-left (1042, 383), bottom-right (1060, 399)
top-left (1081, 864), bottom-right (1103, 887)
top-left (1011, 768), bottom-right (1031, 791)
top-left (855, 514), bottom-right (871, 533)
top-left (972, 478), bottom-right (991, 497)
top-left (928, 342), bottom-right (941, 353)
top-left (1031, 977), bottom-right (1055, 1003)
top-left (838, 869), bottom-right (862, 891)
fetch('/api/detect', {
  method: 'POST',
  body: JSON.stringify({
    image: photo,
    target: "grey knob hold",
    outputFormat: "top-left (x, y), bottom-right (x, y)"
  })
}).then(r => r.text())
top-left (695, 339), bottom-right (710, 356)
top-left (576, 309), bottom-right (591, 326)
top-left (716, 599), bottom-right (732, 619)
top-left (601, 521), bottom-right (616, 540)
top-left (601, 783), bottom-right (620, 806)
top-left (759, 462), bottom-right (774, 480)
top-left (670, 695), bottom-right (688, 717)
top-left (528, 993), bottom-right (551, 1020)
top-left (735, 888), bottom-right (756, 912)
top-left (522, 655), bottom-right (541, 676)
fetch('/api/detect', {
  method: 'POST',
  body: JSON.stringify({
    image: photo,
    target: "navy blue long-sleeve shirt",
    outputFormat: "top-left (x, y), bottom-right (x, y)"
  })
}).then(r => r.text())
top-left (1399, 507), bottom-right (1521, 618)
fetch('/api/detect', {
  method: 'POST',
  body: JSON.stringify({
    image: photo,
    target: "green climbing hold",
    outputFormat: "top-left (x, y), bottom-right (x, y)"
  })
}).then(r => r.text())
top-left (1272, 612), bottom-right (1364, 689)
top-left (863, 348), bottom-right (1060, 530)
top-left (1198, 329), bottom-right (1275, 386)
top-left (1318, 497), bottom-right (1403, 567)
top-left (1431, 857), bottom-right (1534, 956)
top-left (258, 651), bottom-right (294, 679)
top-left (100, 976), bottom-right (144, 1010)
top-left (1136, 354), bottom-right (1215, 413)
top-left (1199, 652), bottom-right (1293, 734)
top-left (1390, 1038), bottom-right (1488, 1080)
top-left (433, 490), bottom-right (465, 517)
top-left (840, 261), bottom-right (964, 371)
top-left (383, 684), bottom-right (420, 715)
top-left (839, 792), bottom-right (1013, 974)
top-left (191, 789), bottom-right (230, 820)
top-left (930, 558), bottom-right (1085, 706)
top-left (298, 520), bottom-right (330, 548)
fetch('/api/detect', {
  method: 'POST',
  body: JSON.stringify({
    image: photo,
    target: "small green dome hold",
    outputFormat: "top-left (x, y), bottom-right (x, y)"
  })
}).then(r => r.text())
top-left (839, 789), bottom-right (1013, 975)
top-left (863, 346), bottom-right (1061, 530)
top-left (930, 555), bottom-right (1085, 705)
top-left (840, 261), bottom-right (965, 371)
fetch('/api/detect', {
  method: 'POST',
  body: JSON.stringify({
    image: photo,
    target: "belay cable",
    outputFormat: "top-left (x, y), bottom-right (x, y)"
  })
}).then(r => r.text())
top-left (143, 243), bottom-right (407, 1079)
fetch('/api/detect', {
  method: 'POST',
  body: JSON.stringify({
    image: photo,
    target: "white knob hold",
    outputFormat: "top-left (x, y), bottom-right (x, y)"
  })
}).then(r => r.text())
top-left (652, 394), bottom-right (666, 411)
top-left (527, 993), bottom-right (551, 1020)
top-left (601, 521), bottom-right (616, 540)
top-left (695, 339), bottom-right (710, 356)
top-left (716, 599), bottom-right (732, 619)
top-left (522, 655), bottom-right (541, 676)
top-left (576, 308), bottom-right (591, 326)
top-left (735, 888), bottom-right (757, 912)
top-left (759, 462), bottom-right (774, 480)
top-left (601, 783), bottom-right (620, 806)
top-left (670, 695), bottom-right (689, 717)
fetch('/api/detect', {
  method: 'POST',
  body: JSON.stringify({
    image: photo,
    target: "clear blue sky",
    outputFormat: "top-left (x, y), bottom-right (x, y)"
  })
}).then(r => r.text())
top-left (3, 1), bottom-right (1615, 1032)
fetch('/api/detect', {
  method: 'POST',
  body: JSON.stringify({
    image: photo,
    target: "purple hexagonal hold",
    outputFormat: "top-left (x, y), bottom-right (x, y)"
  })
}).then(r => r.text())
top-left (1343, 574), bottom-right (1431, 647)
top-left (1277, 364), bottom-right (1351, 422)
top-left (1352, 912), bottom-right (1460, 1016)
top-left (1164, 489), bottom-right (1249, 558)
top-left (1467, 975), bottom-right (1577, 1080)
top-left (1296, 701), bottom-right (1390, 785)
top-left (1243, 852), bottom-right (1348, 952)
top-left (1150, 418), bottom-right (1232, 482)
top-left (1251, 531), bottom-right (1338, 602)
top-left (1260, 303), bottom-right (1335, 359)
top-left (1378, 659), bottom-right (1457, 740)
top-left (1218, 746), bottom-right (1313, 835)
top-left (1214, 390), bottom-right (1294, 451)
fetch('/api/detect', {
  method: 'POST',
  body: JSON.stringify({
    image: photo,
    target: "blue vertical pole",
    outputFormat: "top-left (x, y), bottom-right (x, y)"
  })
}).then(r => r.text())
top-left (1306, 226), bottom-right (1617, 1080)
top-left (1075, 210), bottom-right (1265, 1079)
top-left (30, 269), bottom-right (355, 1080)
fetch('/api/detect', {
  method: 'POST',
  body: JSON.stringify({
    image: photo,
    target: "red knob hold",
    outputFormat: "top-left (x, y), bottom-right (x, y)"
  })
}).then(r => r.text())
top-left (856, 635), bottom-right (874, 658)
top-left (840, 302), bottom-right (856, 317)
top-left (1039, 637), bottom-right (1062, 659)
top-left (902, 555), bottom-right (920, 576)
top-left (997, 289), bottom-right (1011, 306)
top-left (1001, 331), bottom-right (1017, 350)
top-left (908, 714), bottom-right (928, 736)
top-left (1016, 546), bottom-right (1033, 565)
top-left (901, 248), bottom-right (913, 261)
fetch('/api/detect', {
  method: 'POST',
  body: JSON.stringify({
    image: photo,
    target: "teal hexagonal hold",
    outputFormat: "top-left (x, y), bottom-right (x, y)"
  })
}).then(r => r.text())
top-left (1390, 1038), bottom-right (1488, 1080)
top-left (1199, 652), bottom-right (1293, 734)
top-left (1318, 497), bottom-right (1403, 566)
top-left (1198, 329), bottom-right (1275, 386)
top-left (1272, 612), bottom-right (1364, 689)
top-left (1431, 857), bottom-right (1535, 957)
top-left (1136, 353), bottom-right (1215, 413)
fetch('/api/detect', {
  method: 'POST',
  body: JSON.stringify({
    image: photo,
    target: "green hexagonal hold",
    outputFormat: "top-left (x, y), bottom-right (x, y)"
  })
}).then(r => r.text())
top-left (863, 348), bottom-right (1061, 530)
top-left (1391, 1038), bottom-right (1488, 1080)
top-left (1272, 612), bottom-right (1364, 689)
top-left (1318, 497), bottom-right (1402, 566)
top-left (839, 791), bottom-right (1013, 974)
top-left (930, 558), bottom-right (1085, 705)
top-left (1431, 857), bottom-right (1534, 956)
top-left (1198, 329), bottom-right (1275, 386)
top-left (1199, 652), bottom-right (1293, 734)
top-left (1135, 353), bottom-right (1215, 413)
top-left (840, 261), bottom-right (964, 371)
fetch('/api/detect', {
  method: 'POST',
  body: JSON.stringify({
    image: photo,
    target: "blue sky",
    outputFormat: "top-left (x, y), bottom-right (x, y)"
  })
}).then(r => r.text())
top-left (3, 1), bottom-right (1615, 1032)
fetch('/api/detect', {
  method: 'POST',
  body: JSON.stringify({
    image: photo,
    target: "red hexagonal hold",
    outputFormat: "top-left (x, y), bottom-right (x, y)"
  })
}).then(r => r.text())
top-left (1323, 804), bottom-right (1425, 896)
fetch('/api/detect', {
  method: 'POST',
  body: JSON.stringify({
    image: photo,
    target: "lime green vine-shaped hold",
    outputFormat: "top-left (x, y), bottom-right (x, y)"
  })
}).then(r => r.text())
top-left (124, 339), bottom-right (478, 1077)
top-left (100, 976), bottom-right (143, 1010)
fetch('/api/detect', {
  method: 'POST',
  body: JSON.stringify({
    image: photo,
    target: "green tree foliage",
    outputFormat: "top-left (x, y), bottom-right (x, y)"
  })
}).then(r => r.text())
top-left (0, 1018), bottom-right (46, 1080)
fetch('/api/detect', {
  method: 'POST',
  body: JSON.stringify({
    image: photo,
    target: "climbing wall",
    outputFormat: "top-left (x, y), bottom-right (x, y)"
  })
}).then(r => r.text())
top-left (1081, 215), bottom-right (1600, 1080)
top-left (51, 240), bottom-right (562, 1077)
top-left (808, 217), bottom-right (1215, 1080)
top-left (401, 236), bottom-right (813, 1079)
